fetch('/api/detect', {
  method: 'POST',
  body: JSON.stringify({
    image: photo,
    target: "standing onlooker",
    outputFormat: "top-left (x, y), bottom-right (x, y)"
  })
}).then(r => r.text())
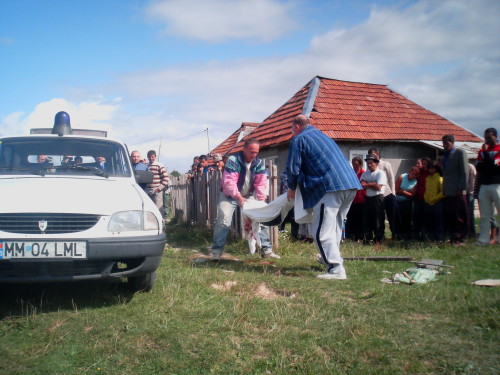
top-left (286, 115), bottom-right (361, 279)
top-left (360, 154), bottom-right (387, 245)
top-left (211, 139), bottom-right (279, 260)
top-left (467, 161), bottom-right (477, 238)
top-left (213, 154), bottom-right (225, 172)
top-left (198, 155), bottom-right (214, 174)
top-left (475, 128), bottom-right (500, 246)
top-left (146, 150), bottom-right (170, 217)
top-left (413, 157), bottom-right (430, 240)
top-left (394, 166), bottom-right (420, 240)
top-left (368, 148), bottom-right (395, 239)
top-left (345, 157), bottom-right (366, 241)
top-left (441, 134), bottom-right (469, 246)
top-left (424, 160), bottom-right (445, 241)
top-left (131, 150), bottom-right (148, 171)
top-left (131, 150), bottom-right (149, 190)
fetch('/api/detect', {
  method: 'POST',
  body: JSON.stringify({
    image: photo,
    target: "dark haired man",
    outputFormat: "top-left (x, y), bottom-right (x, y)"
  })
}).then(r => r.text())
top-left (146, 150), bottom-right (170, 217)
top-left (475, 128), bottom-right (500, 246)
top-left (441, 134), bottom-right (469, 245)
top-left (211, 138), bottom-right (279, 260)
top-left (345, 156), bottom-right (366, 241)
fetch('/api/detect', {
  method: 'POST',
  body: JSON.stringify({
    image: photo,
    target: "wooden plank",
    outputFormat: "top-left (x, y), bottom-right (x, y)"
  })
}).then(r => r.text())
top-left (344, 257), bottom-right (415, 262)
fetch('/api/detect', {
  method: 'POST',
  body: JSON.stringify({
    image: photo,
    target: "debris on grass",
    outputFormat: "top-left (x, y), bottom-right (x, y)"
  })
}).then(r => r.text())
top-left (471, 279), bottom-right (500, 287)
top-left (253, 282), bottom-right (296, 300)
top-left (382, 268), bottom-right (440, 285)
top-left (210, 281), bottom-right (238, 291)
top-left (344, 256), bottom-right (415, 262)
top-left (409, 258), bottom-right (454, 269)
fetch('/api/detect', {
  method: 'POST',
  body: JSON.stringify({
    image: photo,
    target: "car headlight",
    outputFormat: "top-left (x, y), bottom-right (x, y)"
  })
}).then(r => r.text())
top-left (108, 211), bottom-right (159, 231)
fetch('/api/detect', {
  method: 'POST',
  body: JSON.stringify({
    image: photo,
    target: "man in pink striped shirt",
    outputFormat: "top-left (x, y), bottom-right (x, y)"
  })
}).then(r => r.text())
top-left (147, 150), bottom-right (170, 218)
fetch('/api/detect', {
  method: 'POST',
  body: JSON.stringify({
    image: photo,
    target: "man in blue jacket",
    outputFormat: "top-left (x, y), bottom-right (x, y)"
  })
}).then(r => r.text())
top-left (287, 115), bottom-right (361, 279)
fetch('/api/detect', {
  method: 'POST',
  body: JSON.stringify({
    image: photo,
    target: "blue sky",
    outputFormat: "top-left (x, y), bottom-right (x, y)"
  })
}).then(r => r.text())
top-left (1, 0), bottom-right (499, 172)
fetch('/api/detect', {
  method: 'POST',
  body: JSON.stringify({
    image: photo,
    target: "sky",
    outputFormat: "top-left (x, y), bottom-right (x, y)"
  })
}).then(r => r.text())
top-left (1, 0), bottom-right (499, 172)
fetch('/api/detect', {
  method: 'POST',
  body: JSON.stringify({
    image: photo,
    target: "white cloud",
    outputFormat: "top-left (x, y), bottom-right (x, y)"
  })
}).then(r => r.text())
top-left (145, 0), bottom-right (297, 42)
top-left (98, 0), bottom-right (500, 171)
top-left (3, 0), bottom-right (498, 173)
top-left (0, 98), bottom-right (117, 137)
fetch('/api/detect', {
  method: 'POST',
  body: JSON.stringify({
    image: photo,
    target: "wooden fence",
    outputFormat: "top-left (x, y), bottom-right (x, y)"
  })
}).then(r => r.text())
top-left (170, 160), bottom-right (280, 248)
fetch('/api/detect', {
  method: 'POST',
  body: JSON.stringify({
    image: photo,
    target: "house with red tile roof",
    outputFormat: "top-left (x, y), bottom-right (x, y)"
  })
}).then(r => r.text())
top-left (211, 76), bottom-right (483, 176)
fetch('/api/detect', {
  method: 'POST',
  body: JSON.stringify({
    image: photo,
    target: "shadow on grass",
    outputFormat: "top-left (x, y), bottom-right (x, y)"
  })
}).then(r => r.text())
top-left (0, 280), bottom-right (135, 320)
top-left (189, 253), bottom-right (322, 277)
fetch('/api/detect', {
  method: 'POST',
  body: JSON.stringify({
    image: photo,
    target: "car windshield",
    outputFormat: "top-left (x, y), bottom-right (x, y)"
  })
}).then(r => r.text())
top-left (0, 137), bottom-right (132, 177)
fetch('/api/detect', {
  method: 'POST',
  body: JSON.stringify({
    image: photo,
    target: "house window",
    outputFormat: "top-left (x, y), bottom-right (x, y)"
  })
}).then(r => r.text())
top-left (349, 149), bottom-right (367, 171)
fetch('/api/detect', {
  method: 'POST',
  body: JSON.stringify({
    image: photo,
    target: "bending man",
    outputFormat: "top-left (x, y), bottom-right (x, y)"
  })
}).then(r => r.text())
top-left (286, 115), bottom-right (361, 279)
top-left (211, 138), bottom-right (279, 260)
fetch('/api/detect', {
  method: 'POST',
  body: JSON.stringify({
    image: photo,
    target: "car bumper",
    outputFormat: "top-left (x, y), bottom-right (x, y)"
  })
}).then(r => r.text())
top-left (0, 234), bottom-right (166, 283)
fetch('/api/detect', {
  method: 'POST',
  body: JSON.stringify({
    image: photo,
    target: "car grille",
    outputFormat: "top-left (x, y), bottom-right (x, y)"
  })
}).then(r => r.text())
top-left (0, 213), bottom-right (101, 234)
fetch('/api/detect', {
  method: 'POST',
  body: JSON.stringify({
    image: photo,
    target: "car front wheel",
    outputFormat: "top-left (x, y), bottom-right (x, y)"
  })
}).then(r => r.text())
top-left (127, 271), bottom-right (157, 292)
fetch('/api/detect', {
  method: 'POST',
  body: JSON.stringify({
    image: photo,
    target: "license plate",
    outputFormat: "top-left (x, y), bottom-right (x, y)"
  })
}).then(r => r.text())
top-left (0, 241), bottom-right (87, 259)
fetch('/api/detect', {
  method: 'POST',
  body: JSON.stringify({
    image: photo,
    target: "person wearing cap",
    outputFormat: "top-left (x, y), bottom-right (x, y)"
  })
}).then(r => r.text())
top-left (367, 147), bottom-right (395, 239)
top-left (360, 154), bottom-right (387, 244)
top-left (286, 115), bottom-right (361, 280)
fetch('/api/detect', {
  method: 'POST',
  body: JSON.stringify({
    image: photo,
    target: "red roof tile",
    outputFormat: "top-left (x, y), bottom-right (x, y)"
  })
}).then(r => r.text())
top-left (213, 76), bottom-right (482, 155)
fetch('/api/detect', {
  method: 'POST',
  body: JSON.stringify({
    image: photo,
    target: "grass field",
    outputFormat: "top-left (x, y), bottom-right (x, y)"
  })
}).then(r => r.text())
top-left (0, 221), bottom-right (498, 375)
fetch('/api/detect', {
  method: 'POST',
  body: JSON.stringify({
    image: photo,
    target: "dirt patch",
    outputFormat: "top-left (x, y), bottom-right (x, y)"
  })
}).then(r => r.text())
top-left (190, 249), bottom-right (241, 262)
top-left (253, 282), bottom-right (297, 300)
top-left (210, 281), bottom-right (238, 291)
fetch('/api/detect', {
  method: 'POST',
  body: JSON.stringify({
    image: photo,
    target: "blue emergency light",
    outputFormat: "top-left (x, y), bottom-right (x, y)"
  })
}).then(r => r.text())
top-left (52, 111), bottom-right (72, 136)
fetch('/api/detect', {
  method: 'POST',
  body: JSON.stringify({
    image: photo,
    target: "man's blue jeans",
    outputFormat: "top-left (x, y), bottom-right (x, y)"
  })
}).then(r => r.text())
top-left (212, 192), bottom-right (272, 255)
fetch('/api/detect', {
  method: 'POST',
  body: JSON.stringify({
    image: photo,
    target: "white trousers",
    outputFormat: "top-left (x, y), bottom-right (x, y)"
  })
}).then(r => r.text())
top-left (313, 190), bottom-right (356, 267)
top-left (478, 183), bottom-right (500, 244)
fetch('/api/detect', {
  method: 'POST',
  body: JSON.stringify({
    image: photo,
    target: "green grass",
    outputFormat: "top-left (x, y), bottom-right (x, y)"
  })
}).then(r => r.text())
top-left (0, 221), bottom-right (498, 375)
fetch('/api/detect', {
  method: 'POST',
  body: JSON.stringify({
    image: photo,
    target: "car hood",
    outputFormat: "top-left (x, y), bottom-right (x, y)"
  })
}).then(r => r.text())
top-left (0, 176), bottom-right (146, 215)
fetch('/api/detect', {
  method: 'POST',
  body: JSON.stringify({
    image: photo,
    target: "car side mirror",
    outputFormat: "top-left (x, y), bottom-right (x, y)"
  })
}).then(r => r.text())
top-left (135, 170), bottom-right (154, 184)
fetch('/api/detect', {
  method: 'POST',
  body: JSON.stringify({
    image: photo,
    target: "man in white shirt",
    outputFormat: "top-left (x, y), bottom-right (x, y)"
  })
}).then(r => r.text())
top-left (360, 154), bottom-right (387, 244)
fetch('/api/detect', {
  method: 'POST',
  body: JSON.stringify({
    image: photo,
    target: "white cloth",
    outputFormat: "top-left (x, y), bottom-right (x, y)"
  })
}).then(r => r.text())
top-left (241, 194), bottom-right (294, 254)
top-left (294, 187), bottom-right (313, 224)
top-left (242, 194), bottom-right (293, 223)
top-left (241, 198), bottom-right (267, 254)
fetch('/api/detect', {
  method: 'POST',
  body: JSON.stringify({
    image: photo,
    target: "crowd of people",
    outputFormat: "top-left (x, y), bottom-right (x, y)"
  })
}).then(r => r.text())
top-left (180, 114), bottom-right (499, 280)
top-left (343, 130), bottom-right (500, 247)
top-left (186, 153), bottom-right (226, 179)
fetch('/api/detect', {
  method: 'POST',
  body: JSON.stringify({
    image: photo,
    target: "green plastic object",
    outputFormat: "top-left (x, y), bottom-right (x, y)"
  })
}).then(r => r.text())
top-left (394, 268), bottom-right (439, 284)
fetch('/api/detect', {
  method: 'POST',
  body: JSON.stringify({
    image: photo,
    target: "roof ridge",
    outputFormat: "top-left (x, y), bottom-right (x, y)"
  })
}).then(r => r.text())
top-left (316, 75), bottom-right (388, 87)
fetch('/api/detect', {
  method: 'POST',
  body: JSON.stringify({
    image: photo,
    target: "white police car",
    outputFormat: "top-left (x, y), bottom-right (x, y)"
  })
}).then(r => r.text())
top-left (0, 112), bottom-right (166, 292)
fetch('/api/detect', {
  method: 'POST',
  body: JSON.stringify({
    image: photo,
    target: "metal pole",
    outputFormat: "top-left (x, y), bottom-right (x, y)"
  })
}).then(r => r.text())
top-left (206, 128), bottom-right (210, 154)
top-left (158, 137), bottom-right (163, 161)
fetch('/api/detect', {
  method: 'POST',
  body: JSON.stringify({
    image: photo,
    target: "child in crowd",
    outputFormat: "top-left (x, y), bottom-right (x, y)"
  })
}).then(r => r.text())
top-left (424, 160), bottom-right (445, 241)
